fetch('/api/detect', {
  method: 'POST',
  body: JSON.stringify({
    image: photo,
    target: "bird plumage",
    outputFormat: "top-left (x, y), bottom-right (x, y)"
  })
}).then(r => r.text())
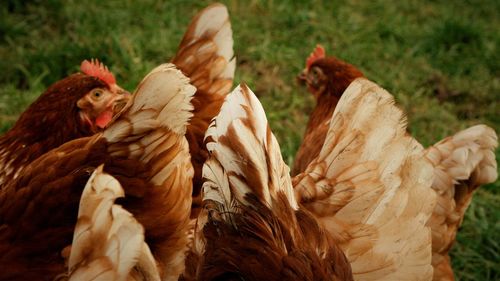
top-left (171, 3), bottom-right (236, 217)
top-left (0, 63), bottom-right (195, 281)
top-left (293, 78), bottom-right (436, 281)
top-left (183, 84), bottom-right (353, 281)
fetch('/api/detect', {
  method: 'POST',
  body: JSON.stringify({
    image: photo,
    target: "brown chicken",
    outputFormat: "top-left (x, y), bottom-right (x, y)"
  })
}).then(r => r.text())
top-left (61, 166), bottom-right (160, 281)
top-left (170, 3), bottom-right (235, 216)
top-left (293, 45), bottom-right (363, 175)
top-left (294, 45), bottom-right (498, 280)
top-left (293, 78), bottom-right (436, 280)
top-left (0, 64), bottom-right (195, 281)
top-left (183, 84), bottom-right (353, 281)
top-left (0, 59), bottom-right (129, 186)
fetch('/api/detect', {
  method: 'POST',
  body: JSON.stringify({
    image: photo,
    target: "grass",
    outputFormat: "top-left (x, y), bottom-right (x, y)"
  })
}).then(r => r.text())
top-left (1, 0), bottom-right (499, 279)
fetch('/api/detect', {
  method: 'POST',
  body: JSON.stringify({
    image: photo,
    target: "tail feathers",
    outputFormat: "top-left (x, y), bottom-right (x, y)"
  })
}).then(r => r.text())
top-left (173, 3), bottom-right (235, 83)
top-left (425, 124), bottom-right (498, 280)
top-left (203, 84), bottom-right (297, 220)
top-left (68, 166), bottom-right (160, 281)
top-left (171, 3), bottom-right (235, 206)
top-left (293, 78), bottom-right (435, 281)
top-left (426, 124), bottom-right (498, 190)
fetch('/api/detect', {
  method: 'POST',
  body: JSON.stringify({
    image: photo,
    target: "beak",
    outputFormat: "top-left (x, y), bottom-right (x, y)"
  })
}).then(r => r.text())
top-left (296, 69), bottom-right (307, 85)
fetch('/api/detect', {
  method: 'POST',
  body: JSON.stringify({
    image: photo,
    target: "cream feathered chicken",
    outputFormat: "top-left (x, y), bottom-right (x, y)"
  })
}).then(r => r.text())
top-left (295, 45), bottom-right (498, 280)
top-left (170, 3), bottom-right (235, 217)
top-left (0, 64), bottom-right (194, 281)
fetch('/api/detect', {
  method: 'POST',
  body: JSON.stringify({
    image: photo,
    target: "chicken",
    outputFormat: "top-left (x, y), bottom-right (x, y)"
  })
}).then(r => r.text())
top-left (183, 84), bottom-right (353, 281)
top-left (293, 78), bottom-right (436, 280)
top-left (170, 3), bottom-right (235, 215)
top-left (0, 59), bottom-right (130, 186)
top-left (424, 125), bottom-right (497, 281)
top-left (293, 45), bottom-right (363, 175)
top-left (59, 166), bottom-right (160, 281)
top-left (0, 63), bottom-right (195, 281)
top-left (294, 45), bottom-right (498, 280)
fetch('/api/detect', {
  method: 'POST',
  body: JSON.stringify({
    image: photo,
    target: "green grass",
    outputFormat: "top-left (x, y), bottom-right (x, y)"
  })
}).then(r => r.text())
top-left (1, 0), bottom-right (499, 279)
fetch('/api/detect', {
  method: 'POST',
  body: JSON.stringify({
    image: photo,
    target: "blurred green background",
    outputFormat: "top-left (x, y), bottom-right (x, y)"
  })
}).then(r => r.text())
top-left (1, 0), bottom-right (498, 280)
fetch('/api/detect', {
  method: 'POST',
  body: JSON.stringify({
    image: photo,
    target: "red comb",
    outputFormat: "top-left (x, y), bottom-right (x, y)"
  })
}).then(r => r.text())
top-left (306, 44), bottom-right (326, 69)
top-left (80, 59), bottom-right (116, 86)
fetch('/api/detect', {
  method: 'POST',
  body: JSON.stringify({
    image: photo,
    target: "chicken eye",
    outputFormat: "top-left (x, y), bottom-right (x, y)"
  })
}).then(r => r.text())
top-left (309, 68), bottom-right (320, 85)
top-left (92, 90), bottom-right (103, 100)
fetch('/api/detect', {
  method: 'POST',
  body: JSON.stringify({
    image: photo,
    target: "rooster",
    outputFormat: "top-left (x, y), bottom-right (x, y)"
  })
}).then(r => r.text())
top-left (295, 45), bottom-right (498, 280)
top-left (170, 3), bottom-right (235, 217)
top-left (182, 84), bottom-right (353, 281)
top-left (0, 59), bottom-right (130, 186)
top-left (0, 64), bottom-right (195, 281)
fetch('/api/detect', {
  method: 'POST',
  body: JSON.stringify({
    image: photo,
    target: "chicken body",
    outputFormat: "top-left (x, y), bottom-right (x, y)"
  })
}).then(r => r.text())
top-left (0, 60), bottom-right (129, 187)
top-left (292, 78), bottom-right (437, 280)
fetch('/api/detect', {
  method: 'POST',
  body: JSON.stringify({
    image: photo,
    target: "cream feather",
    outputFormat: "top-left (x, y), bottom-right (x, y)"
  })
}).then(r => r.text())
top-left (203, 84), bottom-right (298, 220)
top-left (67, 166), bottom-right (160, 281)
top-left (424, 124), bottom-right (498, 280)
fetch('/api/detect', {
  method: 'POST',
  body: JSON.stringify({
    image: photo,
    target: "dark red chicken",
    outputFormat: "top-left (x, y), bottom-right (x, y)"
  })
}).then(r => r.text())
top-left (0, 59), bottom-right (129, 186)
